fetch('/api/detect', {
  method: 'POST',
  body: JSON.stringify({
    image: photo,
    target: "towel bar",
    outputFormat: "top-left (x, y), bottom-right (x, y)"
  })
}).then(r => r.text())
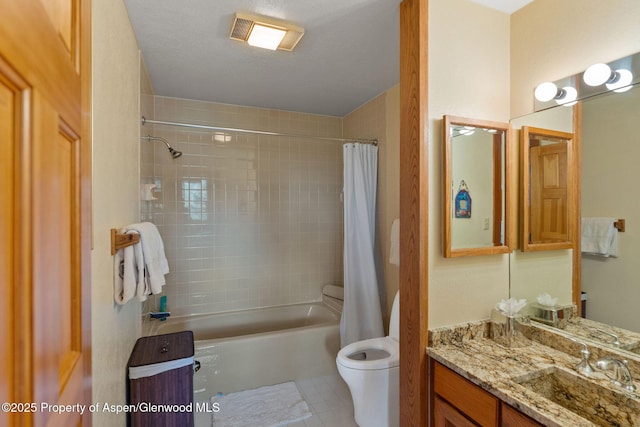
top-left (614, 219), bottom-right (625, 233)
top-left (111, 228), bottom-right (140, 255)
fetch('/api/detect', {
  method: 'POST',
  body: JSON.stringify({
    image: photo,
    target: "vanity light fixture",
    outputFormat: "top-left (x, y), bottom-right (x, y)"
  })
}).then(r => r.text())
top-left (533, 51), bottom-right (640, 112)
top-left (534, 82), bottom-right (577, 106)
top-left (534, 82), bottom-right (561, 102)
top-left (606, 69), bottom-right (634, 93)
top-left (230, 13), bottom-right (305, 52)
top-left (583, 63), bottom-right (617, 86)
top-left (584, 63), bottom-right (634, 92)
top-left (555, 86), bottom-right (578, 106)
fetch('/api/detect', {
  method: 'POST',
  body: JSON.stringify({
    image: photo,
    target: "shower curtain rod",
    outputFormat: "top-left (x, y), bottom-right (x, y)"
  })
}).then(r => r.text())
top-left (141, 116), bottom-right (378, 145)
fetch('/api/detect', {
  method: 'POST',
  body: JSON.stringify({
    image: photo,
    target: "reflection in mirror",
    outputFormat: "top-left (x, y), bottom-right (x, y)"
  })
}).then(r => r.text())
top-left (511, 83), bottom-right (640, 355)
top-left (509, 108), bottom-right (573, 306)
top-left (520, 126), bottom-right (575, 252)
top-left (582, 84), bottom-right (640, 333)
top-left (443, 115), bottom-right (513, 257)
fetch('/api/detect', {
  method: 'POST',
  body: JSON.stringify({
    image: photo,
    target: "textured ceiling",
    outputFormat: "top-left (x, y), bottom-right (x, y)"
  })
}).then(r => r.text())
top-left (124, 0), bottom-right (402, 117)
top-left (123, 0), bottom-right (532, 117)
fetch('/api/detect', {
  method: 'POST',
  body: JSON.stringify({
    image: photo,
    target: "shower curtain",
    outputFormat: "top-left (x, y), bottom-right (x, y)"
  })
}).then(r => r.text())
top-left (340, 142), bottom-right (384, 347)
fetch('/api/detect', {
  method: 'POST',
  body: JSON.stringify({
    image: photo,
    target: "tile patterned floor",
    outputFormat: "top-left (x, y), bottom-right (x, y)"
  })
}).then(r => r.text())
top-left (196, 372), bottom-right (358, 427)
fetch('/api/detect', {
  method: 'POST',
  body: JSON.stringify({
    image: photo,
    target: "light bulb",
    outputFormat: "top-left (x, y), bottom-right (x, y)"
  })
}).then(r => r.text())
top-left (555, 86), bottom-right (578, 106)
top-left (606, 69), bottom-right (634, 93)
top-left (534, 82), bottom-right (559, 102)
top-left (583, 63), bottom-right (614, 86)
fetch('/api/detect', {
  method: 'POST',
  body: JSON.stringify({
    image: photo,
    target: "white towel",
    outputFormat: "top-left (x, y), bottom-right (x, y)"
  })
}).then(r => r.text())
top-left (124, 222), bottom-right (170, 294)
top-left (114, 230), bottom-right (149, 304)
top-left (581, 217), bottom-right (618, 257)
top-left (114, 242), bottom-right (136, 305)
top-left (389, 218), bottom-right (400, 266)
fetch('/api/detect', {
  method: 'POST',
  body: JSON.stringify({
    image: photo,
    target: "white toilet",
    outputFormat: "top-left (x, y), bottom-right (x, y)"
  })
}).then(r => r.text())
top-left (336, 291), bottom-right (399, 427)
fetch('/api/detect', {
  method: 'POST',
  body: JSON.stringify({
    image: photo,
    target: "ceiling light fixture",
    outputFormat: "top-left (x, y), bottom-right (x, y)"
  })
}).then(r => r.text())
top-left (247, 23), bottom-right (287, 50)
top-left (230, 13), bottom-right (305, 52)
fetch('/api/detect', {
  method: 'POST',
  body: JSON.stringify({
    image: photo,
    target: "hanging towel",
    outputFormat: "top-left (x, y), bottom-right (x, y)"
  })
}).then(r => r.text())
top-left (114, 230), bottom-right (149, 304)
top-left (114, 238), bottom-right (136, 305)
top-left (389, 218), bottom-right (400, 266)
top-left (124, 222), bottom-right (170, 294)
top-left (581, 217), bottom-right (618, 257)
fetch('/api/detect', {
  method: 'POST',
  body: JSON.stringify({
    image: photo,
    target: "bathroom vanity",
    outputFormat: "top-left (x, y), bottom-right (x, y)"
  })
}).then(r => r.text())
top-left (432, 360), bottom-right (541, 427)
top-left (428, 320), bottom-right (640, 426)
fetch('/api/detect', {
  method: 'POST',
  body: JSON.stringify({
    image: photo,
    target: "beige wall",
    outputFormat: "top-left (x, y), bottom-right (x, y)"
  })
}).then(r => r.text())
top-left (428, 0), bottom-right (640, 328)
top-left (343, 85), bottom-right (400, 323)
top-left (428, 0), bottom-right (511, 328)
top-left (511, 0), bottom-right (640, 118)
top-left (91, 1), bottom-right (142, 425)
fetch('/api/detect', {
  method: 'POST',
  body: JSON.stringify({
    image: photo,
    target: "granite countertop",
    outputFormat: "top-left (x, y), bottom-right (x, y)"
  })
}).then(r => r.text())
top-left (561, 317), bottom-right (640, 352)
top-left (428, 321), bottom-right (640, 427)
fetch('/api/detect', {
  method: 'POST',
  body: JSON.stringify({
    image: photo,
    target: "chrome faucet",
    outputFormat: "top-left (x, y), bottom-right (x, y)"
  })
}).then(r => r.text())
top-left (568, 337), bottom-right (595, 375)
top-left (596, 358), bottom-right (636, 392)
top-left (593, 328), bottom-right (621, 348)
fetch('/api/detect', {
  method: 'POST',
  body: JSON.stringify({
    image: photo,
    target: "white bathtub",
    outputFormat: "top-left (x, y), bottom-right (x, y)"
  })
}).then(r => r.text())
top-left (146, 302), bottom-right (340, 401)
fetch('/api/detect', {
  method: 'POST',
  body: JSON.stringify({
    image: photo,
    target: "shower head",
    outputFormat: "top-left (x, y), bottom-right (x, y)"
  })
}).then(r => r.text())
top-left (142, 135), bottom-right (182, 159)
top-left (169, 147), bottom-right (183, 159)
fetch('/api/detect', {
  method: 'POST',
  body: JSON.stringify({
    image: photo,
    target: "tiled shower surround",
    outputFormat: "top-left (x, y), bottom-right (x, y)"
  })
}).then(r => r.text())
top-left (141, 96), bottom-right (345, 316)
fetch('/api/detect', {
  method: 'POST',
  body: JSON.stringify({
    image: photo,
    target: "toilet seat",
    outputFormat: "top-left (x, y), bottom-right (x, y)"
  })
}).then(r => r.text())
top-left (337, 336), bottom-right (399, 370)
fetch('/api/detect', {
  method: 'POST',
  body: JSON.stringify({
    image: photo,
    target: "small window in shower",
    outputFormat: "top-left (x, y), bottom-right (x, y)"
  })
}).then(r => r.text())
top-left (182, 179), bottom-right (209, 221)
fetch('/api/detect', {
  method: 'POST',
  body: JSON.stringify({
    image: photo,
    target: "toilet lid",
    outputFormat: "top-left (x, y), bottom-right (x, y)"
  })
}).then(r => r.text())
top-left (336, 336), bottom-right (399, 370)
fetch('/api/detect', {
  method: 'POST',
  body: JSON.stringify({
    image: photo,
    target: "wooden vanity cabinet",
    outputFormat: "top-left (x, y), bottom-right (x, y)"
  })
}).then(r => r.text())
top-left (501, 404), bottom-right (543, 427)
top-left (431, 360), bottom-right (543, 427)
top-left (434, 396), bottom-right (479, 427)
top-left (432, 360), bottom-right (498, 426)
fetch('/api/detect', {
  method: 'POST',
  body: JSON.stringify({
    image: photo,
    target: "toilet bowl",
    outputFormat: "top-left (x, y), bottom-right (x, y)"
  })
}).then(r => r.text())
top-left (336, 291), bottom-right (399, 427)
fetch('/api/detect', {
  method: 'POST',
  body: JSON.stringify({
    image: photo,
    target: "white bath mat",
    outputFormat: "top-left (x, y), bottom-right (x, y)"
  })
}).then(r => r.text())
top-left (211, 381), bottom-right (312, 427)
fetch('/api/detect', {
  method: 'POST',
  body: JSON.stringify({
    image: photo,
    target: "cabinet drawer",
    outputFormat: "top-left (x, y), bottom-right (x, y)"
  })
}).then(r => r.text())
top-left (433, 361), bottom-right (498, 427)
top-left (501, 403), bottom-right (543, 427)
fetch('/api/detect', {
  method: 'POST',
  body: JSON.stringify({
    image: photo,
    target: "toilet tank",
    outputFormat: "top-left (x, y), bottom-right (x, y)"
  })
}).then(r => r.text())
top-left (388, 291), bottom-right (400, 341)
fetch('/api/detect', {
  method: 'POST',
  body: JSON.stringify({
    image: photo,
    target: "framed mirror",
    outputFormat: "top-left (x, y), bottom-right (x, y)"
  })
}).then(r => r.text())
top-left (443, 115), bottom-right (514, 257)
top-left (520, 126), bottom-right (576, 252)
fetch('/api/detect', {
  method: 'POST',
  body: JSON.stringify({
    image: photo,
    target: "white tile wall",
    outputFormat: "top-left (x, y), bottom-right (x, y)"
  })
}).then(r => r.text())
top-left (144, 96), bottom-right (344, 316)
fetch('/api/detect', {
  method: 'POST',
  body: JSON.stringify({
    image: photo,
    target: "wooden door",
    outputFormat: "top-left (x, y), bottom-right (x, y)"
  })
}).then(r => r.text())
top-left (529, 141), bottom-right (568, 243)
top-left (0, 1), bottom-right (92, 426)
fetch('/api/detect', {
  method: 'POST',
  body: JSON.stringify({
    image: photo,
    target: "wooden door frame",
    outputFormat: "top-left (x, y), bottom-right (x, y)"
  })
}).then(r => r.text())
top-left (399, 0), bottom-right (429, 426)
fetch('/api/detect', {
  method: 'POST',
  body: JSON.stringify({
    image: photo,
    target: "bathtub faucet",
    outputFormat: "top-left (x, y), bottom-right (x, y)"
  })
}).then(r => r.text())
top-left (149, 311), bottom-right (171, 320)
